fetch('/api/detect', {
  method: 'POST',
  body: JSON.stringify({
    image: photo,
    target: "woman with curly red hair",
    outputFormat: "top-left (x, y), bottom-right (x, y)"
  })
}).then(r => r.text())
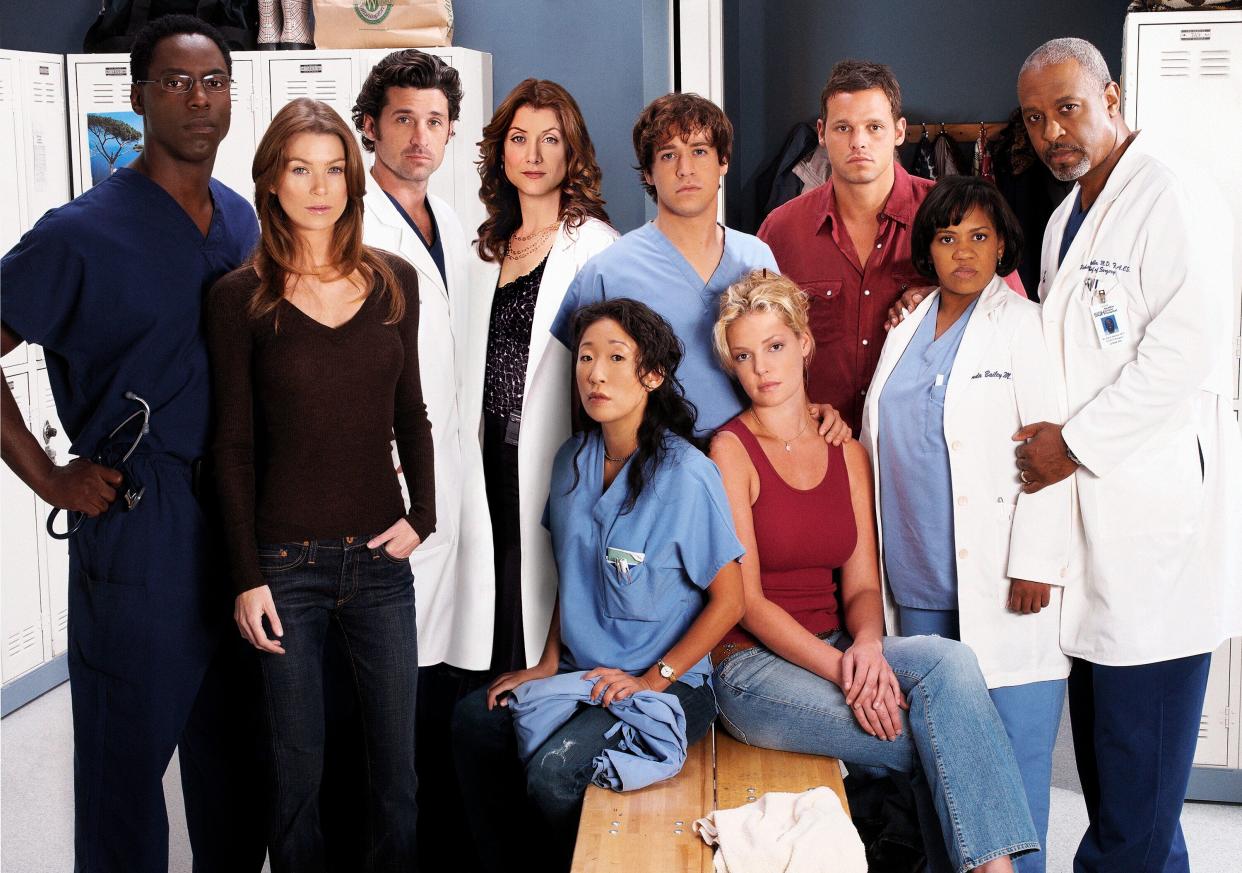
top-left (465, 78), bottom-right (617, 674)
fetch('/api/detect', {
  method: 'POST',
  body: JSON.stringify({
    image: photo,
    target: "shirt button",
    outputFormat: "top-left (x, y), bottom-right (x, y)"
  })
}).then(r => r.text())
top-left (862, 339), bottom-right (869, 346)
top-left (826, 290), bottom-right (832, 297)
top-left (860, 389), bottom-right (867, 396)
top-left (864, 289), bottom-right (871, 296)
top-left (958, 548), bottom-right (969, 560)
top-left (951, 440), bottom-right (963, 451)
top-left (875, 242), bottom-right (882, 249)
top-left (956, 496), bottom-right (967, 506)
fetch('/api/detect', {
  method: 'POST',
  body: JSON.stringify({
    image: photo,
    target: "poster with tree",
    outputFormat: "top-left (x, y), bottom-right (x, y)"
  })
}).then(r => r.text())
top-left (87, 112), bottom-right (143, 184)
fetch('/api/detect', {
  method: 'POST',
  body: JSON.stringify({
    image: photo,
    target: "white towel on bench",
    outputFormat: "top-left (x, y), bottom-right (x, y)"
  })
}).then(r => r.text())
top-left (693, 787), bottom-right (866, 873)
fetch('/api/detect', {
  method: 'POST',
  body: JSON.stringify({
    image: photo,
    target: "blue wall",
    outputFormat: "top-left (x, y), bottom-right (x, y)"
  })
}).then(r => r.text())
top-left (0, 1), bottom-right (671, 233)
top-left (723, 0), bottom-right (1129, 231)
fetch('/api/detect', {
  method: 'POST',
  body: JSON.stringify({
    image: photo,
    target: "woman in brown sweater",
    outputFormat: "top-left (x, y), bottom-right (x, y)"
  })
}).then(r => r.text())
top-left (205, 98), bottom-right (433, 872)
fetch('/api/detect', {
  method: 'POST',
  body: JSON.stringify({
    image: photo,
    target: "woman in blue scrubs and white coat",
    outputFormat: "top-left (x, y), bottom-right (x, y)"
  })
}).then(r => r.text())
top-left (860, 177), bottom-right (1072, 873)
top-left (453, 298), bottom-right (745, 873)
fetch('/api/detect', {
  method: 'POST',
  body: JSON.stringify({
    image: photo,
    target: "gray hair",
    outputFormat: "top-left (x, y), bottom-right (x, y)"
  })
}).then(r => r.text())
top-left (1020, 38), bottom-right (1112, 89)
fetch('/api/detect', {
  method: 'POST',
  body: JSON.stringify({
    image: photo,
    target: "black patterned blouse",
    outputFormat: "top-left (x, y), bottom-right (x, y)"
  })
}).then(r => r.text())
top-left (483, 254), bottom-right (549, 421)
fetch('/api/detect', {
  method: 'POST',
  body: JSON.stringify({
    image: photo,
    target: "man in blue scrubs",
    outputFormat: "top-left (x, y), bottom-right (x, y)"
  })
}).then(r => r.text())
top-left (1, 17), bottom-right (265, 873)
top-left (551, 93), bottom-right (780, 434)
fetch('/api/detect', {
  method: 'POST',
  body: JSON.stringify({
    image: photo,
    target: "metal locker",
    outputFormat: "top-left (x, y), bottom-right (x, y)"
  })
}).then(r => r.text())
top-left (16, 52), bottom-right (70, 229)
top-left (0, 54), bottom-right (22, 255)
top-left (1, 372), bottom-right (48, 684)
top-left (260, 50), bottom-right (359, 143)
top-left (34, 365), bottom-right (72, 657)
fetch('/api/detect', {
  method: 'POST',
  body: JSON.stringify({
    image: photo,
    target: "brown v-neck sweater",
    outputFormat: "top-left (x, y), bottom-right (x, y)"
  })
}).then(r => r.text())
top-left (206, 251), bottom-right (435, 592)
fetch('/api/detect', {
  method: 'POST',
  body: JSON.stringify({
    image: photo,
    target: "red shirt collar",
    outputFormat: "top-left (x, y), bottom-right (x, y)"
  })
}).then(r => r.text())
top-left (819, 162), bottom-right (919, 230)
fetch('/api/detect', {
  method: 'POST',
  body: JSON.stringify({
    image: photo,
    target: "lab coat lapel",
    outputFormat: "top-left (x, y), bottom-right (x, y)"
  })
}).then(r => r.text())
top-left (364, 179), bottom-right (449, 304)
top-left (526, 223), bottom-right (576, 397)
top-left (944, 277), bottom-right (1006, 411)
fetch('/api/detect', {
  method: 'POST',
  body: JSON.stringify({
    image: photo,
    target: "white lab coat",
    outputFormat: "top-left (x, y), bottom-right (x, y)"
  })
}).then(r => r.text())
top-left (363, 180), bottom-right (494, 670)
top-left (464, 217), bottom-right (618, 667)
top-left (1038, 131), bottom-right (1242, 666)
top-left (860, 277), bottom-right (1073, 687)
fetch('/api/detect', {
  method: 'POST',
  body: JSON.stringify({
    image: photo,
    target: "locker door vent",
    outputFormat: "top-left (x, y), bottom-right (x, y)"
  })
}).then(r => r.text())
top-left (6, 625), bottom-right (39, 658)
top-left (282, 80), bottom-right (310, 101)
top-left (1200, 49), bottom-right (1231, 78)
top-left (56, 609), bottom-right (68, 634)
top-left (1160, 49), bottom-right (1192, 77)
top-left (32, 80), bottom-right (58, 105)
top-left (91, 82), bottom-right (127, 105)
top-left (312, 81), bottom-right (338, 102)
top-left (0, 78), bottom-right (10, 107)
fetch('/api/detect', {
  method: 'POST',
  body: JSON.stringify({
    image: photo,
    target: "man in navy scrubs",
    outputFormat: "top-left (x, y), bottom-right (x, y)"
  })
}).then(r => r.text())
top-left (0, 17), bottom-right (265, 873)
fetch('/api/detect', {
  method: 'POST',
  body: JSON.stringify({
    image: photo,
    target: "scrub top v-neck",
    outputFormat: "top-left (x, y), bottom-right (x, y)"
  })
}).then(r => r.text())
top-left (544, 431), bottom-right (744, 686)
top-left (1, 168), bottom-right (259, 461)
top-left (550, 222), bottom-right (778, 434)
top-left (385, 191), bottom-right (446, 287)
top-left (878, 295), bottom-right (979, 609)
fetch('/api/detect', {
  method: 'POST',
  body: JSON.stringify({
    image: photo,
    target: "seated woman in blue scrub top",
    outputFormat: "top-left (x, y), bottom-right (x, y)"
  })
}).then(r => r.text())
top-left (452, 298), bottom-right (745, 873)
top-left (206, 99), bottom-right (435, 871)
top-left (710, 269), bottom-right (1040, 873)
top-left (859, 176), bottom-right (1072, 873)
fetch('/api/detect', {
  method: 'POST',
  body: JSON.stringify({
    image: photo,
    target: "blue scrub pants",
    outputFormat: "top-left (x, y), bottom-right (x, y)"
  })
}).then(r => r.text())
top-left (898, 606), bottom-right (1064, 873)
top-left (68, 456), bottom-right (267, 873)
top-left (1067, 653), bottom-right (1210, 873)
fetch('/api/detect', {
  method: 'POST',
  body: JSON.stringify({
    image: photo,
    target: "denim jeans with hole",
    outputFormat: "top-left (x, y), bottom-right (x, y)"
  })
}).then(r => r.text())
top-left (713, 631), bottom-right (1038, 873)
top-left (451, 678), bottom-right (717, 873)
top-left (257, 536), bottom-right (418, 873)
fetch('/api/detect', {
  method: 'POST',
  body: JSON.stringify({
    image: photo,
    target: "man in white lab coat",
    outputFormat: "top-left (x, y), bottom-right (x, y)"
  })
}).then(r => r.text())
top-left (1014, 37), bottom-right (1242, 873)
top-left (327, 49), bottom-right (491, 868)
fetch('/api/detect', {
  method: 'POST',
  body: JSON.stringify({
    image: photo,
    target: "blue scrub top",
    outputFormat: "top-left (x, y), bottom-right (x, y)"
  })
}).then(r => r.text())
top-left (878, 295), bottom-right (979, 609)
top-left (545, 430), bottom-right (744, 686)
top-left (550, 222), bottom-right (779, 434)
top-left (1, 169), bottom-right (258, 461)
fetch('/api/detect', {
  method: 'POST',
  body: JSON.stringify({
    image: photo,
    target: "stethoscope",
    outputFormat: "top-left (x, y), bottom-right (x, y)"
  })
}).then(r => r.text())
top-left (46, 392), bottom-right (151, 540)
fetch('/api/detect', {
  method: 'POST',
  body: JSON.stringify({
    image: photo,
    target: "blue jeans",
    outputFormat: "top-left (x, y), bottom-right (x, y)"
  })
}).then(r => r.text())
top-left (713, 631), bottom-right (1038, 873)
top-left (257, 536), bottom-right (418, 873)
top-left (451, 678), bottom-right (718, 873)
top-left (899, 606), bottom-right (1065, 873)
top-left (1069, 654), bottom-right (1211, 873)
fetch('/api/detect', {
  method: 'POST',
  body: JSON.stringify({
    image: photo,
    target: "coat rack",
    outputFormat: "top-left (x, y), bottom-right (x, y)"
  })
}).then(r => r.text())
top-left (904, 122), bottom-right (1009, 144)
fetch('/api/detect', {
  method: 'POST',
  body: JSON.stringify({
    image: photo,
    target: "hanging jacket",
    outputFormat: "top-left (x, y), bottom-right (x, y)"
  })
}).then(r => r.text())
top-left (932, 126), bottom-right (966, 178)
top-left (755, 121), bottom-right (820, 226)
top-left (908, 126), bottom-right (936, 180)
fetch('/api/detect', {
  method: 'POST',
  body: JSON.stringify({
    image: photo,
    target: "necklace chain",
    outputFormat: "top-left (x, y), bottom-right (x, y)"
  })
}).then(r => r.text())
top-left (506, 221), bottom-right (559, 260)
top-left (604, 446), bottom-right (636, 464)
top-left (750, 409), bottom-right (810, 452)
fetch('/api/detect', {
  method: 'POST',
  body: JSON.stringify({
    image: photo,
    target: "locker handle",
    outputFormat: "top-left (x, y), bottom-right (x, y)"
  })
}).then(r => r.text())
top-left (42, 421), bottom-right (57, 443)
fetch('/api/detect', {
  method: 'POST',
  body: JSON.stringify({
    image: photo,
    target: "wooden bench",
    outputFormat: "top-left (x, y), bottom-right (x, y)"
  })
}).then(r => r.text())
top-left (570, 727), bottom-right (850, 872)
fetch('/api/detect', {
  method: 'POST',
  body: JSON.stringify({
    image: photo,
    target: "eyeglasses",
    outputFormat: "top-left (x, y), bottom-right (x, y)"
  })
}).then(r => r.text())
top-left (135, 73), bottom-right (232, 94)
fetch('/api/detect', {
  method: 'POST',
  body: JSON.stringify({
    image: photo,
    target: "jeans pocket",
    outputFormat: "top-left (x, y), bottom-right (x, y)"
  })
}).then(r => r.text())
top-left (377, 543), bottom-right (410, 565)
top-left (257, 541), bottom-right (308, 574)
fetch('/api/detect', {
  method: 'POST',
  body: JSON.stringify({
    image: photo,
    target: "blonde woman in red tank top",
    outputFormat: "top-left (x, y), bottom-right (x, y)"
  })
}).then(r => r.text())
top-left (708, 270), bottom-right (1038, 873)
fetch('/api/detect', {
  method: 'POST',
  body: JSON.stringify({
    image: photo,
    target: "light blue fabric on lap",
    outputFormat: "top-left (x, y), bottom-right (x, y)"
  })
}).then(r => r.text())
top-left (508, 671), bottom-right (688, 792)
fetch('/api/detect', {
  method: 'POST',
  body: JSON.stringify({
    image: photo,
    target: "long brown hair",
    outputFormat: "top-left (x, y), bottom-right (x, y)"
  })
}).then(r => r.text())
top-left (476, 79), bottom-right (610, 263)
top-left (249, 98), bottom-right (401, 324)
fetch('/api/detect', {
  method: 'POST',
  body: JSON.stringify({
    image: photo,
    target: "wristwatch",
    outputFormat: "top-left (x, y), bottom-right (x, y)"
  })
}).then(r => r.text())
top-left (1065, 443), bottom-right (1082, 467)
top-left (657, 659), bottom-right (677, 682)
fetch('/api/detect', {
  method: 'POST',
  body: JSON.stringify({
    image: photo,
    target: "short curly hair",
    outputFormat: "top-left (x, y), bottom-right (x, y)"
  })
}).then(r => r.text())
top-left (910, 176), bottom-right (1024, 282)
top-left (130, 14), bottom-right (232, 82)
top-left (714, 269), bottom-right (815, 371)
top-left (352, 49), bottom-right (463, 153)
top-left (632, 93), bottom-right (732, 201)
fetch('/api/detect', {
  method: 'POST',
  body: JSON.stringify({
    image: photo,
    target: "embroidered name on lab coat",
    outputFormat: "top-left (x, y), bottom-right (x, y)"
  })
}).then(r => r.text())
top-left (971, 370), bottom-right (1013, 380)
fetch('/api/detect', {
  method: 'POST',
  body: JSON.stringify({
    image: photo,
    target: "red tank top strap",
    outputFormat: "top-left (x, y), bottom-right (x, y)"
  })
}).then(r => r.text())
top-left (718, 417), bottom-right (781, 492)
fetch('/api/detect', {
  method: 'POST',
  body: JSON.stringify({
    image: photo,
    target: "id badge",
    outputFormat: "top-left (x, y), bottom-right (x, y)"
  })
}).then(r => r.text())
top-left (1090, 300), bottom-right (1128, 347)
top-left (504, 410), bottom-right (522, 446)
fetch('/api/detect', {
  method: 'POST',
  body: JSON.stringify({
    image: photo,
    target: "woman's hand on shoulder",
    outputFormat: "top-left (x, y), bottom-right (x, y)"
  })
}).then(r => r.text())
top-left (486, 660), bottom-right (559, 710)
top-left (234, 585), bottom-right (284, 654)
top-left (841, 634), bottom-right (908, 741)
top-left (584, 666), bottom-right (657, 708)
top-left (367, 518), bottom-right (422, 560)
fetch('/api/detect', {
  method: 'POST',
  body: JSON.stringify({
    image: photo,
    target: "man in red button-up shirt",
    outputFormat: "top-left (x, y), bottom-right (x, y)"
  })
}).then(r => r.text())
top-left (759, 60), bottom-right (1022, 433)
